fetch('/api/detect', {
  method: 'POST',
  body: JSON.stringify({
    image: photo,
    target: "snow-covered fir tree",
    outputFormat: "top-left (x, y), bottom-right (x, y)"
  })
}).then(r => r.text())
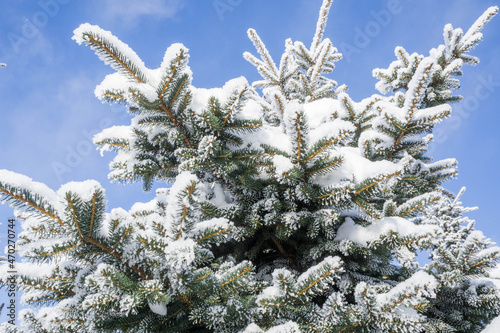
top-left (1, 1), bottom-right (499, 332)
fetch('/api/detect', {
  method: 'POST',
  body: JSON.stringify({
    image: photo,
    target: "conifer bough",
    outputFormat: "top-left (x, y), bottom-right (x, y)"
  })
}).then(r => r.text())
top-left (1, 1), bottom-right (500, 332)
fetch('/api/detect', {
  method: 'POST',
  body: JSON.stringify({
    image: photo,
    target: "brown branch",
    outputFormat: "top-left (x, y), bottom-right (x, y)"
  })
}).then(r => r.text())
top-left (84, 236), bottom-right (150, 280)
top-left (159, 101), bottom-right (193, 149)
top-left (66, 196), bottom-right (83, 238)
top-left (0, 188), bottom-right (65, 227)
top-left (88, 194), bottom-right (97, 237)
top-left (87, 35), bottom-right (144, 83)
top-left (271, 236), bottom-right (298, 270)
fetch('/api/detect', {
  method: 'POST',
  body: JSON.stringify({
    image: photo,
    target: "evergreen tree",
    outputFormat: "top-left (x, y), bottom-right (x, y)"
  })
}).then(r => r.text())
top-left (1, 1), bottom-right (499, 332)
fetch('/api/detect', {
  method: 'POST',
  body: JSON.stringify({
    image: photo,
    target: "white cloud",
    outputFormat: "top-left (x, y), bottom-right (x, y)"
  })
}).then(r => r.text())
top-left (96, 0), bottom-right (187, 26)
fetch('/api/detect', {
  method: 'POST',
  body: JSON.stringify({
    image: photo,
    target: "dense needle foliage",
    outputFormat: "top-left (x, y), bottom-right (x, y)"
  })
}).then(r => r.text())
top-left (1, 1), bottom-right (499, 332)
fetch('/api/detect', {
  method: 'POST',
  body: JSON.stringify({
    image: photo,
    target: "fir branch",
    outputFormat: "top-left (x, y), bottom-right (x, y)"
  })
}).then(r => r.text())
top-left (66, 195), bottom-right (83, 238)
top-left (88, 194), bottom-right (97, 237)
top-left (355, 172), bottom-right (400, 195)
top-left (221, 266), bottom-right (252, 287)
top-left (83, 34), bottom-right (145, 83)
top-left (84, 236), bottom-right (150, 280)
top-left (311, 0), bottom-right (334, 52)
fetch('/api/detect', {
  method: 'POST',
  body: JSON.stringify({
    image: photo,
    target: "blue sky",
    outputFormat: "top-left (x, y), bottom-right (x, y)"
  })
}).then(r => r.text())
top-left (1, 0), bottom-right (499, 324)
